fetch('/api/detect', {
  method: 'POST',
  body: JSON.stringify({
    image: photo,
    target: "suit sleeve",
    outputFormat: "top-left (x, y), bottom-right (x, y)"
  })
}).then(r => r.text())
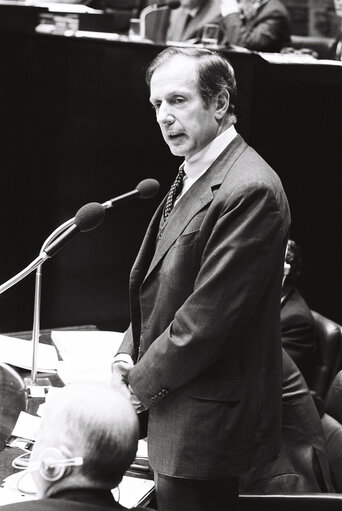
top-left (117, 323), bottom-right (135, 359)
top-left (220, 9), bottom-right (290, 51)
top-left (129, 182), bottom-right (289, 407)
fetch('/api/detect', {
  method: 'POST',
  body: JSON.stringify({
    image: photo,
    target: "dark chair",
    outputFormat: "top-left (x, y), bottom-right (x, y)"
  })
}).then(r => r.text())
top-left (239, 494), bottom-right (342, 511)
top-left (325, 370), bottom-right (342, 424)
top-left (288, 35), bottom-right (338, 60)
top-left (84, 0), bottom-right (145, 32)
top-left (321, 412), bottom-right (342, 492)
top-left (140, 4), bottom-right (171, 43)
top-left (310, 311), bottom-right (342, 401)
top-left (0, 363), bottom-right (27, 451)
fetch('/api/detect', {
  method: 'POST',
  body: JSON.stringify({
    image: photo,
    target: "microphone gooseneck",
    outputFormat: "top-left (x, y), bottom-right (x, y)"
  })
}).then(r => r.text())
top-left (102, 179), bottom-right (160, 209)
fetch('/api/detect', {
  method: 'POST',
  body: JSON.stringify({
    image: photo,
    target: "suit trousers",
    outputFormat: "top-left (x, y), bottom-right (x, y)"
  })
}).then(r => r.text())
top-left (155, 472), bottom-right (239, 511)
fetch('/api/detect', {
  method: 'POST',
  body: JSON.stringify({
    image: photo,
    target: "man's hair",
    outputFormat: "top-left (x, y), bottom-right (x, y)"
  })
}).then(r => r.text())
top-left (76, 397), bottom-right (138, 488)
top-left (42, 383), bottom-right (139, 490)
top-left (285, 239), bottom-right (302, 285)
top-left (146, 47), bottom-right (237, 120)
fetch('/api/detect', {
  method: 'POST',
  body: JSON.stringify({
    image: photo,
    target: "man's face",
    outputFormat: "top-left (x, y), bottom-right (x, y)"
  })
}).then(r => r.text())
top-left (150, 55), bottom-right (219, 161)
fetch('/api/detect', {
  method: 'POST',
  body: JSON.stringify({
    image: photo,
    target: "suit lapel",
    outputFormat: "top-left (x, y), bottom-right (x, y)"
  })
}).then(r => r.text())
top-left (146, 182), bottom-right (213, 278)
top-left (134, 135), bottom-right (247, 284)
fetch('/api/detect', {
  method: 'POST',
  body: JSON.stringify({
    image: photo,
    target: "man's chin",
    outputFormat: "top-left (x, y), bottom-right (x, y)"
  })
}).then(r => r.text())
top-left (168, 144), bottom-right (186, 158)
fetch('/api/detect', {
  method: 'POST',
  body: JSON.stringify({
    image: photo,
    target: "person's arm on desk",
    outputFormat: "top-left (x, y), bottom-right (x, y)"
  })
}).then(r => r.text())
top-left (219, 0), bottom-right (244, 46)
top-left (219, 0), bottom-right (291, 52)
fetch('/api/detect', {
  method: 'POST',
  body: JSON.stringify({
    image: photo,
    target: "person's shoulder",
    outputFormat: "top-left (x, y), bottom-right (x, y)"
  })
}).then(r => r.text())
top-left (282, 285), bottom-right (314, 321)
top-left (265, 0), bottom-right (290, 17)
top-left (0, 499), bottom-right (127, 511)
top-left (226, 140), bottom-right (287, 196)
top-left (0, 500), bottom-right (56, 511)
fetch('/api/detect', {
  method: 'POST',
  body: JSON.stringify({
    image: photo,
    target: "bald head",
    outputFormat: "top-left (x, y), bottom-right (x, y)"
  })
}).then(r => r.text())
top-left (31, 382), bottom-right (139, 497)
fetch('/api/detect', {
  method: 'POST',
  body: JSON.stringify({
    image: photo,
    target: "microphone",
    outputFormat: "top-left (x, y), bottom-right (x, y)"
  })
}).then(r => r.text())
top-left (0, 178), bottom-right (160, 296)
top-left (28, 179), bottom-right (159, 385)
top-left (46, 179), bottom-right (160, 257)
top-left (44, 202), bottom-right (105, 258)
top-left (102, 178), bottom-right (160, 209)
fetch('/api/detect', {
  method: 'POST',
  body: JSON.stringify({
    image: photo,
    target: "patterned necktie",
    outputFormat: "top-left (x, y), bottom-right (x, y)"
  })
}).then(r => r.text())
top-left (163, 166), bottom-right (185, 220)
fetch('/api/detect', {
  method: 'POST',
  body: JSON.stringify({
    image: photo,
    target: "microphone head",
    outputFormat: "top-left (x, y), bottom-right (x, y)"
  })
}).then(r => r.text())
top-left (136, 179), bottom-right (160, 199)
top-left (74, 202), bottom-right (105, 232)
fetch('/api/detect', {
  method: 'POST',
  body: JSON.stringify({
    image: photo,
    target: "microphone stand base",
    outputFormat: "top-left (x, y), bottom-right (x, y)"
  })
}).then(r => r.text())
top-left (24, 376), bottom-right (52, 395)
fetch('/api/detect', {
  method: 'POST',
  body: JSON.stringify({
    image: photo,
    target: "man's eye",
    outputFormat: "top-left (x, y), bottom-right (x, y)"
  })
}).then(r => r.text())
top-left (174, 97), bottom-right (185, 104)
top-left (152, 104), bottom-right (160, 111)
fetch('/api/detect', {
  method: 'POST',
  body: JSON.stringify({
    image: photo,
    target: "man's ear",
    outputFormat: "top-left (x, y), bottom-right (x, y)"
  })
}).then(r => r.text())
top-left (39, 445), bottom-right (74, 481)
top-left (215, 89), bottom-right (230, 120)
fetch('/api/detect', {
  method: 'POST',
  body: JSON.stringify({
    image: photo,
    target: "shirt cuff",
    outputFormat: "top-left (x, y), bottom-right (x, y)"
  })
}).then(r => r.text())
top-left (220, 0), bottom-right (240, 17)
top-left (112, 353), bottom-right (134, 367)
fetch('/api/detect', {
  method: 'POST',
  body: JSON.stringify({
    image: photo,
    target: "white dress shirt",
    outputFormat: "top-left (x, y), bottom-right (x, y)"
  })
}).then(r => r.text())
top-left (176, 124), bottom-right (237, 204)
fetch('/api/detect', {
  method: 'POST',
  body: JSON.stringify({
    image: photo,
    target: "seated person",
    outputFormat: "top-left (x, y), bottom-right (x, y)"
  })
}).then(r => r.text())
top-left (1, 382), bottom-right (153, 511)
top-left (240, 349), bottom-right (334, 493)
top-left (167, 0), bottom-right (291, 52)
top-left (281, 239), bottom-right (317, 387)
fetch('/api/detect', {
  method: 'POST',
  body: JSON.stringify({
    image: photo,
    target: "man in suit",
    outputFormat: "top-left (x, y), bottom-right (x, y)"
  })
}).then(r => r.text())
top-left (0, 382), bottom-right (152, 511)
top-left (281, 239), bottom-right (317, 387)
top-left (167, 0), bottom-right (291, 52)
top-left (111, 47), bottom-right (290, 511)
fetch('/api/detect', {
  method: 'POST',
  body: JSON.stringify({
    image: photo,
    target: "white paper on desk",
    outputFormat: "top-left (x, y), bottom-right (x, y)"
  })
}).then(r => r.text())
top-left (0, 486), bottom-right (36, 505)
top-left (0, 335), bottom-right (58, 373)
top-left (56, 360), bottom-right (112, 385)
top-left (51, 330), bottom-right (124, 385)
top-left (136, 439), bottom-right (148, 459)
top-left (51, 330), bottom-right (124, 360)
top-left (11, 411), bottom-right (41, 441)
top-left (114, 476), bottom-right (154, 508)
top-left (3, 471), bottom-right (37, 499)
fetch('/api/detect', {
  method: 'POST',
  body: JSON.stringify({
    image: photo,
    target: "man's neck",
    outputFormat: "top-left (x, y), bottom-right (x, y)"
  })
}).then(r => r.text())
top-left (44, 477), bottom-right (109, 499)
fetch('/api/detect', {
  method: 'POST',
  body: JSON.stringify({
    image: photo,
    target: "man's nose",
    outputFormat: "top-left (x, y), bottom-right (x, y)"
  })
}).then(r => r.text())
top-left (157, 103), bottom-right (175, 125)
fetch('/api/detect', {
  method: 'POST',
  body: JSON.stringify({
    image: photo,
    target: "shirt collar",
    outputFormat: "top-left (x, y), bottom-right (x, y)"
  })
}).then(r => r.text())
top-left (184, 125), bottom-right (237, 179)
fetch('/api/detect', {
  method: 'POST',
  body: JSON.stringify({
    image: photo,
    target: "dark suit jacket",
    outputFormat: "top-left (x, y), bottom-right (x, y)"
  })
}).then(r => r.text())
top-left (0, 489), bottom-right (152, 511)
top-left (240, 349), bottom-right (334, 493)
top-left (119, 134), bottom-right (291, 479)
top-left (167, 0), bottom-right (291, 52)
top-left (281, 283), bottom-right (316, 386)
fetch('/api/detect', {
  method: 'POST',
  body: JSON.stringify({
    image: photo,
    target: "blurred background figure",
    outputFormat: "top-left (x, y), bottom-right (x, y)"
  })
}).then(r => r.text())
top-left (240, 349), bottom-right (334, 494)
top-left (1, 382), bottom-right (152, 511)
top-left (281, 239), bottom-right (317, 387)
top-left (167, 0), bottom-right (291, 52)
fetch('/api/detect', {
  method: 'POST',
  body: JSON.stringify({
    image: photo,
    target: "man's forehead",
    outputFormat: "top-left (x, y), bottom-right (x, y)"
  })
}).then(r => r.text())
top-left (150, 55), bottom-right (199, 95)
